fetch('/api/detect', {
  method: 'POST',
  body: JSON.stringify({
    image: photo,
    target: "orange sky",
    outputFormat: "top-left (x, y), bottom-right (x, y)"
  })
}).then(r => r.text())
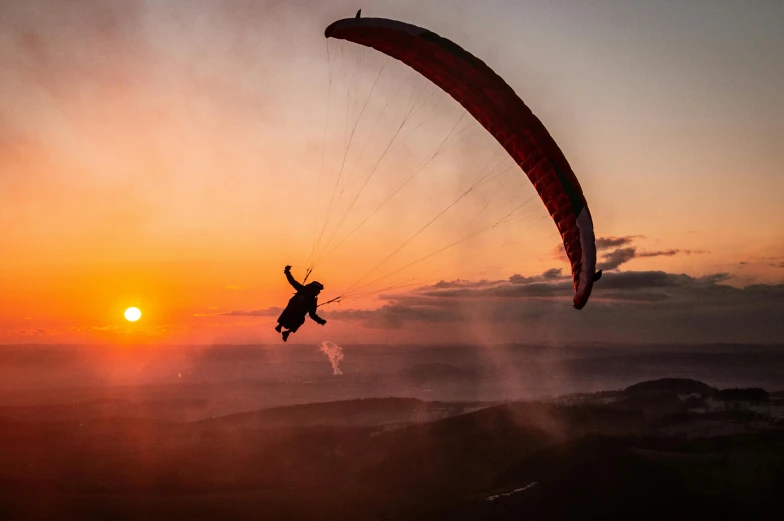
top-left (2, 1), bottom-right (782, 345)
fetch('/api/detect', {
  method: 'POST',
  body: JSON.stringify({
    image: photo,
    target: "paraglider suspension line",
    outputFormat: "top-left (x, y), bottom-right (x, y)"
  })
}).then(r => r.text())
top-left (318, 296), bottom-right (342, 307)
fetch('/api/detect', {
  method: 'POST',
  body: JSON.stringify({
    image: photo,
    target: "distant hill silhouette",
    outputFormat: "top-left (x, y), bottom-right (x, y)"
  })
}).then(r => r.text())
top-left (624, 378), bottom-right (717, 397)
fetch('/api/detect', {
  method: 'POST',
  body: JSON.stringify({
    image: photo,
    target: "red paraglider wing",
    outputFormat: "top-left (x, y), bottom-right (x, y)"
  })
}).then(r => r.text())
top-left (326, 17), bottom-right (597, 309)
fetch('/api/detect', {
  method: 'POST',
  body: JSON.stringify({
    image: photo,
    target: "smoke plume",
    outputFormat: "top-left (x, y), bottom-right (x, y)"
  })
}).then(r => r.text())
top-left (319, 341), bottom-right (344, 375)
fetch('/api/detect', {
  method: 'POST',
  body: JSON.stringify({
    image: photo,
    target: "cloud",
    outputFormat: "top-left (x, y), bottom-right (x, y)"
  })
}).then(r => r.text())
top-left (399, 271), bottom-right (574, 302)
top-left (2, 324), bottom-right (179, 338)
top-left (598, 247), bottom-right (637, 271)
top-left (425, 279), bottom-right (505, 290)
top-left (597, 246), bottom-right (708, 271)
top-left (595, 236), bottom-right (639, 250)
top-left (333, 300), bottom-right (460, 329)
top-left (324, 266), bottom-right (784, 343)
top-left (637, 249), bottom-right (680, 257)
top-left (413, 270), bottom-right (741, 304)
top-left (698, 272), bottom-right (733, 285)
top-left (5, 328), bottom-right (55, 337)
top-left (540, 268), bottom-right (565, 280)
top-left (509, 268), bottom-right (568, 285)
top-left (735, 256), bottom-right (784, 268)
top-left (640, 249), bottom-right (707, 257)
top-left (557, 236), bottom-right (710, 272)
top-left (219, 307), bottom-right (282, 317)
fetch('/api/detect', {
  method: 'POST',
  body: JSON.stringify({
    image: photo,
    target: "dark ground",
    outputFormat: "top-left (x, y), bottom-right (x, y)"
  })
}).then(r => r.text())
top-left (1, 375), bottom-right (783, 520)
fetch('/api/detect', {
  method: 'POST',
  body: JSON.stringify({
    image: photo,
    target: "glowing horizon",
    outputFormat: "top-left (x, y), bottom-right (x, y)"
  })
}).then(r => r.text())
top-left (1, 1), bottom-right (782, 345)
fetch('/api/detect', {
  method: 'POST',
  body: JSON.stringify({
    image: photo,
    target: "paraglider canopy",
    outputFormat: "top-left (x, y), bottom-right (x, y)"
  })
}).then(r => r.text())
top-left (325, 15), bottom-right (598, 308)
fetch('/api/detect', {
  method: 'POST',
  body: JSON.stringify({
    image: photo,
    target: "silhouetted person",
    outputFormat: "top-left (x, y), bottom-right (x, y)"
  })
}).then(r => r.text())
top-left (275, 265), bottom-right (326, 342)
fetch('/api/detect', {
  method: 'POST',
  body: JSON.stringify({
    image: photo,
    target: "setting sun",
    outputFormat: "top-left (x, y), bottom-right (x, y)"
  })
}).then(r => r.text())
top-left (124, 307), bottom-right (142, 322)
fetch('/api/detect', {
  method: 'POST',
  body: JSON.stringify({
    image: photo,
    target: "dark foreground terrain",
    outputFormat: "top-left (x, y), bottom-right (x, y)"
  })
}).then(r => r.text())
top-left (1, 378), bottom-right (782, 520)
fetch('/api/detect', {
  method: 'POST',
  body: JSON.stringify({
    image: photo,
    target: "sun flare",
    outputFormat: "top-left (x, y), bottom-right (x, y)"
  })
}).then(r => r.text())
top-left (124, 307), bottom-right (142, 322)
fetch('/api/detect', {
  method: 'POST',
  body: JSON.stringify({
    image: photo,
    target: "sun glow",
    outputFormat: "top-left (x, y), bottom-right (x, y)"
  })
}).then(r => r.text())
top-left (124, 307), bottom-right (142, 322)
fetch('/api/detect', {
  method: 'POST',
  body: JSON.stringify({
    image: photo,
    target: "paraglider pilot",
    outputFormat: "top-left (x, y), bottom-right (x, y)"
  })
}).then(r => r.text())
top-left (275, 265), bottom-right (327, 342)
